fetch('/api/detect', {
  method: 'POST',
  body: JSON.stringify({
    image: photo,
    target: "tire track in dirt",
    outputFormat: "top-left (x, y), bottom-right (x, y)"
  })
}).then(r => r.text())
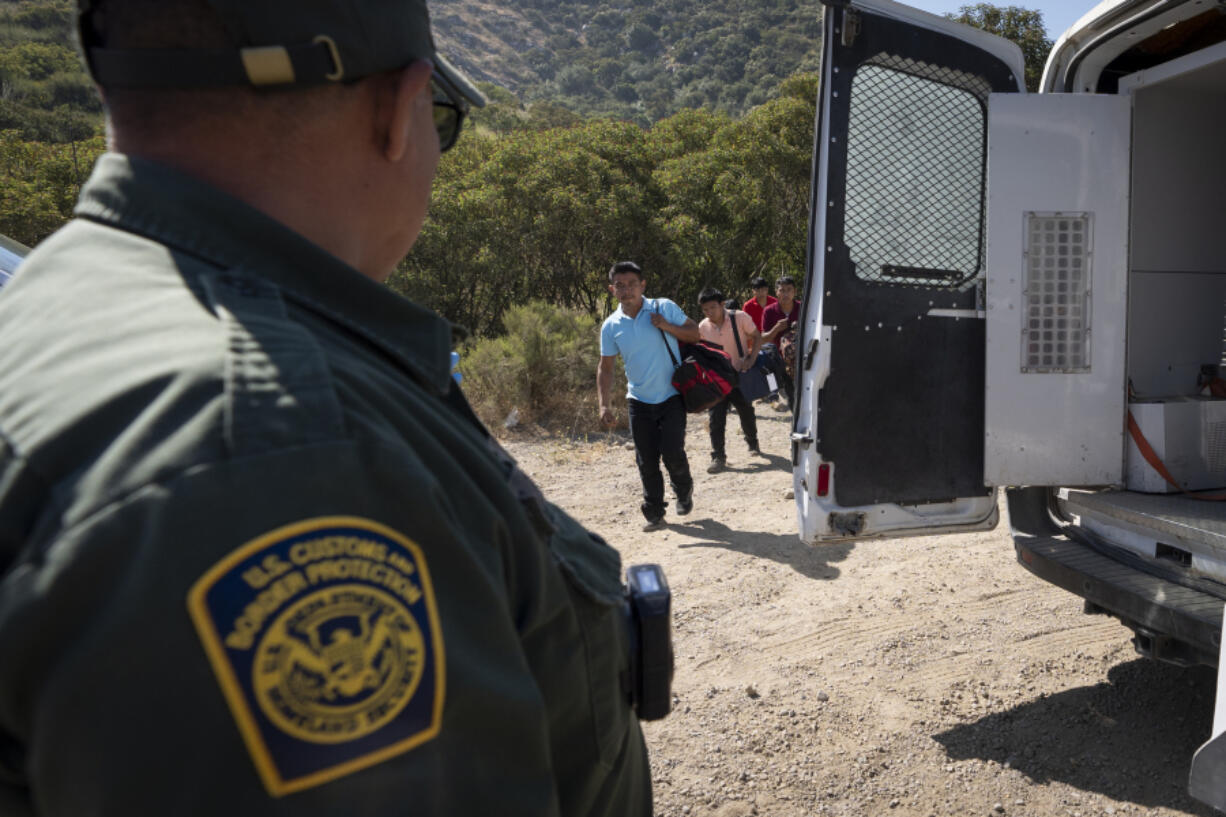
top-left (755, 596), bottom-right (1130, 692)
top-left (761, 616), bottom-right (914, 660)
top-left (760, 586), bottom-right (1048, 661)
top-left (891, 619), bottom-right (1131, 691)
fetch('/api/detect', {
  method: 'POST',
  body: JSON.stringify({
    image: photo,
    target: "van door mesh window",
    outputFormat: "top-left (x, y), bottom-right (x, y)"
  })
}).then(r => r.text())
top-left (844, 57), bottom-right (989, 288)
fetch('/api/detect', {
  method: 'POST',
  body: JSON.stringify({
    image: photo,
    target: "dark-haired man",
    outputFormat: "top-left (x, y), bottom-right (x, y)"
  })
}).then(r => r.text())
top-left (598, 261), bottom-right (701, 530)
top-left (0, 1), bottom-right (652, 814)
top-left (762, 275), bottom-right (802, 411)
top-left (741, 276), bottom-right (777, 333)
top-left (697, 287), bottom-right (762, 473)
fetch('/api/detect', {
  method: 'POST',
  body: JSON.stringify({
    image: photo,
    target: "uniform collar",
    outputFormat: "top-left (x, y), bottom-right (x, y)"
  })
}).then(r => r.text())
top-left (74, 153), bottom-right (453, 394)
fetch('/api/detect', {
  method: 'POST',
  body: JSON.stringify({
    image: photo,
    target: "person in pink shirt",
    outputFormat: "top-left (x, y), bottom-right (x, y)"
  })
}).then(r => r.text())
top-left (697, 287), bottom-right (763, 473)
top-left (741, 277), bottom-right (777, 332)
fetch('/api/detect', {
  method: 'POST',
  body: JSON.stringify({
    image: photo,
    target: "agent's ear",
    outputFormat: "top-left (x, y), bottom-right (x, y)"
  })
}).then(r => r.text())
top-left (385, 59), bottom-right (434, 163)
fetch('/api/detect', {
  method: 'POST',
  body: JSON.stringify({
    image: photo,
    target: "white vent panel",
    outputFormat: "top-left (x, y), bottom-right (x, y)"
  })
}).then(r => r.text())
top-left (1022, 212), bottom-right (1092, 373)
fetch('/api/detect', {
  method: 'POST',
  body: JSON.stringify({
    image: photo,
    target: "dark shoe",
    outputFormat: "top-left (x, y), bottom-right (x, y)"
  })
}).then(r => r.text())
top-left (748, 445), bottom-right (765, 457)
top-left (706, 458), bottom-right (726, 474)
top-left (676, 492), bottom-right (693, 515)
top-left (640, 502), bottom-right (665, 529)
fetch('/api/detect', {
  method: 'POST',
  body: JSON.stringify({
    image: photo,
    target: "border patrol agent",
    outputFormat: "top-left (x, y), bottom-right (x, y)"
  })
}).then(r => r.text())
top-left (0, 1), bottom-right (651, 814)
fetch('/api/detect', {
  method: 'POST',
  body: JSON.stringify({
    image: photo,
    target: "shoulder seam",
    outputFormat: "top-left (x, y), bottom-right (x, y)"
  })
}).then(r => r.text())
top-left (46, 440), bottom-right (358, 548)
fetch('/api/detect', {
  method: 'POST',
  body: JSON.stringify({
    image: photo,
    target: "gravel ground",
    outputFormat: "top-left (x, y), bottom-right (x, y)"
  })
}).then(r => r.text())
top-left (501, 408), bottom-right (1219, 817)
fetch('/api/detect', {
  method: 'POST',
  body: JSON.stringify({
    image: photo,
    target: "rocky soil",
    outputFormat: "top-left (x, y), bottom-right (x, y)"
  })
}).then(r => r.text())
top-left (501, 408), bottom-right (1220, 817)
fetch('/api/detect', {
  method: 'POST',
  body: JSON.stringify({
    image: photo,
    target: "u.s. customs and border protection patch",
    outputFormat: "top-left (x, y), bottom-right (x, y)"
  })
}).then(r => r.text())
top-left (187, 517), bottom-right (444, 796)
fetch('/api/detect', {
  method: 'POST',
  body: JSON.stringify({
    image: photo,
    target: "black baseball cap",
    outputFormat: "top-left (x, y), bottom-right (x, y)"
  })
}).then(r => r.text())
top-left (77, 0), bottom-right (485, 108)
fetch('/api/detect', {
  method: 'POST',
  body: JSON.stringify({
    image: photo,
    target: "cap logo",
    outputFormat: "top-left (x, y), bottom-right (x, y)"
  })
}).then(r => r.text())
top-left (240, 46), bottom-right (295, 86)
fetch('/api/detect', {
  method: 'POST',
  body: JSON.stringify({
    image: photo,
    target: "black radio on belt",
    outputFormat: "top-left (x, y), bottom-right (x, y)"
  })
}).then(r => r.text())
top-left (623, 563), bottom-right (674, 721)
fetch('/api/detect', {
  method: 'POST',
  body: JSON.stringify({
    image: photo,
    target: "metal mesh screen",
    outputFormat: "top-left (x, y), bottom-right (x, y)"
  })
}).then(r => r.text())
top-left (844, 56), bottom-right (989, 288)
top-left (1022, 213), bottom-right (1092, 373)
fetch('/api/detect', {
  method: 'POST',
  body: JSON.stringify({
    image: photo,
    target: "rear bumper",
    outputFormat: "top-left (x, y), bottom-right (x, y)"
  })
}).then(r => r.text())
top-left (1005, 489), bottom-right (1226, 810)
top-left (1014, 534), bottom-right (1224, 666)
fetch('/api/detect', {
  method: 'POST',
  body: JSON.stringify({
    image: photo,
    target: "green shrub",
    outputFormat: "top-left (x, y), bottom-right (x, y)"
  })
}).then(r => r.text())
top-left (8, 2), bottom-right (73, 34)
top-left (0, 41), bottom-right (77, 81)
top-left (459, 300), bottom-right (627, 434)
top-left (47, 71), bottom-right (100, 110)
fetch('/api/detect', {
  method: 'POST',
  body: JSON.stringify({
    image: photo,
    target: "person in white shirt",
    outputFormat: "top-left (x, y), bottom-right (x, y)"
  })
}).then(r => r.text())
top-left (696, 287), bottom-right (764, 473)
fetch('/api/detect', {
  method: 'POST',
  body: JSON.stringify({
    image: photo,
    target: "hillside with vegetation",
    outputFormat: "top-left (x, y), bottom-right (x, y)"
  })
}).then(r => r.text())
top-left (432, 0), bottom-right (824, 123)
top-left (0, 0), bottom-right (827, 134)
top-left (0, 0), bottom-right (97, 141)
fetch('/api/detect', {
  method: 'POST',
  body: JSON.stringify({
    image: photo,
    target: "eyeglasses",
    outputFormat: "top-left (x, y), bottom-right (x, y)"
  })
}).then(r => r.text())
top-left (431, 71), bottom-right (468, 153)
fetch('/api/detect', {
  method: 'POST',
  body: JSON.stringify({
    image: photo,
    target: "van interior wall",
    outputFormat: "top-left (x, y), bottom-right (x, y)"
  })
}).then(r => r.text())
top-left (1127, 59), bottom-right (1226, 398)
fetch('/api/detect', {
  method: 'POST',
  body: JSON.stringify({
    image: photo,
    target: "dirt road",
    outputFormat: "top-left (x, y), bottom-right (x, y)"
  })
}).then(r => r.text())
top-left (501, 408), bottom-right (1219, 817)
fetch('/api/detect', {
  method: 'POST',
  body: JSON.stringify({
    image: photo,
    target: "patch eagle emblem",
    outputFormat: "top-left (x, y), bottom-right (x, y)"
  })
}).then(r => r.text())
top-left (188, 517), bottom-right (445, 795)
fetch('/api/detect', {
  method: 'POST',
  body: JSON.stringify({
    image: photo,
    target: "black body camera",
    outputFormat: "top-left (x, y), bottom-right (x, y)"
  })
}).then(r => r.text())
top-left (623, 563), bottom-right (674, 721)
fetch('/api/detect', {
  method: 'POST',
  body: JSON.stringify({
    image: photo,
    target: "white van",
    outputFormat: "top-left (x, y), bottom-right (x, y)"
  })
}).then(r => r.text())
top-left (794, 0), bottom-right (1226, 805)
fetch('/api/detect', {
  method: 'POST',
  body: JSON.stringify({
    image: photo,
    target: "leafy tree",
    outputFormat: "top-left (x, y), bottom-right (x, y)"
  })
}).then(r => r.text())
top-left (592, 57), bottom-right (622, 89)
top-left (651, 86), bottom-right (813, 303)
top-left (524, 100), bottom-right (582, 131)
top-left (0, 131), bottom-right (105, 244)
top-left (948, 4), bottom-right (1052, 91)
top-left (625, 22), bottom-right (659, 53)
top-left (612, 82), bottom-right (638, 103)
top-left (395, 70), bottom-right (819, 336)
top-left (393, 117), bottom-right (669, 336)
top-left (555, 64), bottom-right (597, 96)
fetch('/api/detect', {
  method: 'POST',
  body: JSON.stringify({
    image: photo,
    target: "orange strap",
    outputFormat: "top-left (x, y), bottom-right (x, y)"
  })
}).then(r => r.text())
top-left (1127, 411), bottom-right (1226, 501)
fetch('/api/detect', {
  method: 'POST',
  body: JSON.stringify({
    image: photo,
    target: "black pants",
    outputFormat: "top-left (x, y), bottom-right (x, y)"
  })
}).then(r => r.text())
top-left (761, 343), bottom-right (794, 409)
top-left (708, 386), bottom-right (759, 460)
top-left (628, 395), bottom-right (693, 520)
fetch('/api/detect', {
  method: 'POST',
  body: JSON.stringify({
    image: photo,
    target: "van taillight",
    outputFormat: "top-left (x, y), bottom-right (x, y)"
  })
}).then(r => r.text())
top-left (817, 464), bottom-right (830, 497)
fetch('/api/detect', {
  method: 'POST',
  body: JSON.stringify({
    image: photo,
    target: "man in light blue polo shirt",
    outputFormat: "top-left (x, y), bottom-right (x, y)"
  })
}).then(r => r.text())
top-left (597, 261), bottom-right (702, 531)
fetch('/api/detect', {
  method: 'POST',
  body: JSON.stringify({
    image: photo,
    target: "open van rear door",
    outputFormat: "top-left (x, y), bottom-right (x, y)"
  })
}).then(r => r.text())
top-left (794, 0), bottom-right (1025, 542)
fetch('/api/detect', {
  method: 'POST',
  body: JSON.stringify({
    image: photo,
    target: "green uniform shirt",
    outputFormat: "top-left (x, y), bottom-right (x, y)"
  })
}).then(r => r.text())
top-left (0, 154), bottom-right (650, 816)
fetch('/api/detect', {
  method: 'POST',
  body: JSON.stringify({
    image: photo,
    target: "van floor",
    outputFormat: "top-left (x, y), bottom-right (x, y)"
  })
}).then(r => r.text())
top-left (1065, 488), bottom-right (1226, 555)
